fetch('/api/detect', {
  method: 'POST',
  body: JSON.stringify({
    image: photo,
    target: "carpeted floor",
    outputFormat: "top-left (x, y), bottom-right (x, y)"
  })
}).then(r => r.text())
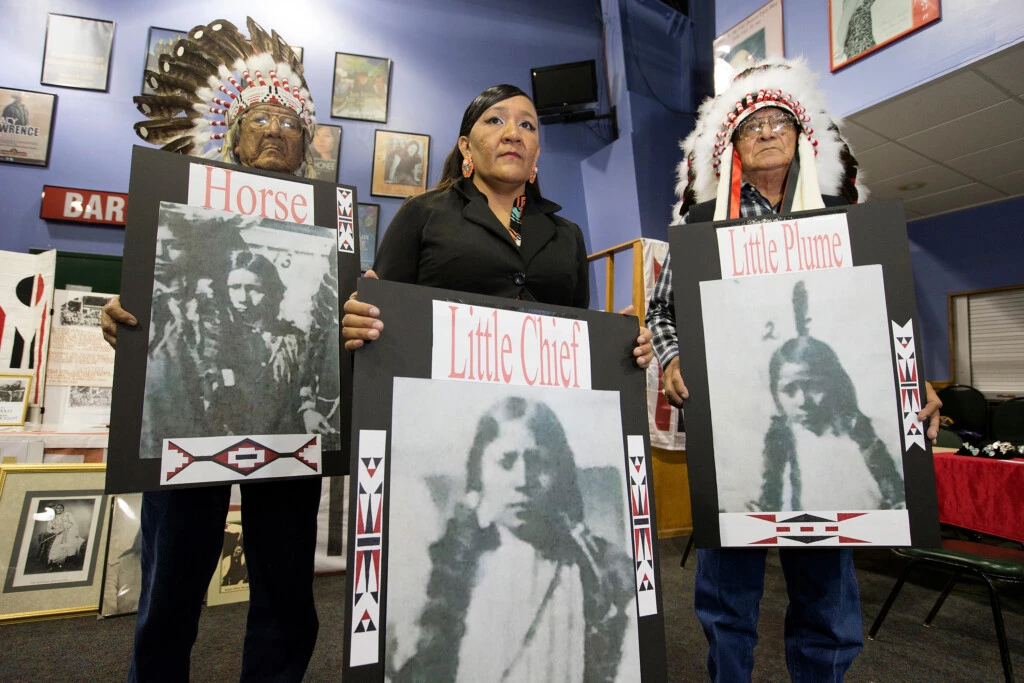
top-left (1, 536), bottom-right (1021, 681)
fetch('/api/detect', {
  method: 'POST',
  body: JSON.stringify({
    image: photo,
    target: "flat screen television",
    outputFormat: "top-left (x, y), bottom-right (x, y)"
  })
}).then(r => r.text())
top-left (530, 60), bottom-right (598, 116)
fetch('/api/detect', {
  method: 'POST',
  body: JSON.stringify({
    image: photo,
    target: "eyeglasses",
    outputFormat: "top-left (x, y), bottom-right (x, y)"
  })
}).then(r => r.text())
top-left (243, 111), bottom-right (303, 134)
top-left (735, 113), bottom-right (796, 140)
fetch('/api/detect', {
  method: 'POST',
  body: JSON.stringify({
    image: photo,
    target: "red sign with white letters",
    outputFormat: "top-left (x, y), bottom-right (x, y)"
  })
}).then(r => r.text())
top-left (40, 185), bottom-right (129, 226)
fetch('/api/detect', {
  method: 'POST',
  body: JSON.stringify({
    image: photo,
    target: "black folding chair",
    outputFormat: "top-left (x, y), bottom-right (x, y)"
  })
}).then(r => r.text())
top-left (992, 397), bottom-right (1024, 443)
top-left (937, 384), bottom-right (989, 441)
top-left (869, 539), bottom-right (1024, 682)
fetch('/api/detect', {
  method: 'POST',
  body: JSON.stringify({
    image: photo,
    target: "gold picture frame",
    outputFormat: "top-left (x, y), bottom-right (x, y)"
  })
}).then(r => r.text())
top-left (371, 129), bottom-right (430, 199)
top-left (0, 373), bottom-right (33, 426)
top-left (0, 464), bottom-right (108, 624)
top-left (206, 509), bottom-right (250, 606)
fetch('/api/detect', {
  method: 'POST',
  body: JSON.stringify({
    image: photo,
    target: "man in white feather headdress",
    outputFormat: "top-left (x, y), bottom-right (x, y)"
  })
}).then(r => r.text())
top-left (101, 18), bottom-right (324, 682)
top-left (647, 59), bottom-right (942, 681)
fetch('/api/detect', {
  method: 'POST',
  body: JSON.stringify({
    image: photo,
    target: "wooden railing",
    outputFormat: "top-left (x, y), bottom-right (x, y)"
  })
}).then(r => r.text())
top-left (587, 238), bottom-right (646, 319)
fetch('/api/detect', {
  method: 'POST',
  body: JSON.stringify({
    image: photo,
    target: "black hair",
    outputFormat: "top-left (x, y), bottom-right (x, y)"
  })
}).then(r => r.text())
top-left (433, 84), bottom-right (542, 197)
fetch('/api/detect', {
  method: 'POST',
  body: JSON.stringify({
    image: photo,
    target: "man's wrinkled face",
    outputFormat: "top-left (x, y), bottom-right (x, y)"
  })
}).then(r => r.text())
top-left (733, 106), bottom-right (798, 176)
top-left (234, 104), bottom-right (305, 173)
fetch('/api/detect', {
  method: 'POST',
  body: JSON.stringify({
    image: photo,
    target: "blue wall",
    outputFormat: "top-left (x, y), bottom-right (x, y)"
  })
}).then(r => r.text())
top-left (907, 196), bottom-right (1024, 382)
top-left (717, 0), bottom-right (1024, 117)
top-left (0, 0), bottom-right (605, 258)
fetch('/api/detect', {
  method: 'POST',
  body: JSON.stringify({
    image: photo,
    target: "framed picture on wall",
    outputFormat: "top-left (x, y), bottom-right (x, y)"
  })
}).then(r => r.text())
top-left (0, 374), bottom-right (33, 427)
top-left (371, 130), bottom-right (429, 198)
top-left (41, 14), bottom-right (116, 92)
top-left (292, 46), bottom-right (304, 63)
top-left (331, 52), bottom-right (392, 123)
top-left (141, 27), bottom-right (186, 96)
top-left (0, 464), bottom-right (109, 624)
top-left (311, 123), bottom-right (342, 182)
top-left (713, 0), bottom-right (784, 94)
top-left (829, 0), bottom-right (941, 71)
top-left (357, 203), bottom-right (380, 272)
top-left (0, 87), bottom-right (57, 167)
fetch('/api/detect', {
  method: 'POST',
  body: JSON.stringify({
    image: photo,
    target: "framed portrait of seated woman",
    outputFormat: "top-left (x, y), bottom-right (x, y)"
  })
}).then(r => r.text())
top-left (0, 464), bottom-right (108, 624)
top-left (343, 278), bottom-right (668, 682)
top-left (669, 199), bottom-right (941, 549)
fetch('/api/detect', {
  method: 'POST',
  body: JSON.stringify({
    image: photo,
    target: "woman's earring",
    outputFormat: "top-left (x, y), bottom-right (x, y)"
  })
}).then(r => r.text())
top-left (461, 156), bottom-right (474, 178)
top-left (529, 165), bottom-right (537, 184)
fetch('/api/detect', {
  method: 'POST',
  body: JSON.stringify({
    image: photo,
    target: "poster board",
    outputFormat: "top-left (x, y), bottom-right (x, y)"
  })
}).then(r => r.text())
top-left (342, 278), bottom-right (667, 682)
top-left (106, 146), bottom-right (360, 494)
top-left (669, 200), bottom-right (940, 549)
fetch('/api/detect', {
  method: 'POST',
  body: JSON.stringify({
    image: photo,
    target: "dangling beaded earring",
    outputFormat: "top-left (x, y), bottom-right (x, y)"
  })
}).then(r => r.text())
top-left (461, 156), bottom-right (474, 178)
top-left (529, 165), bottom-right (538, 184)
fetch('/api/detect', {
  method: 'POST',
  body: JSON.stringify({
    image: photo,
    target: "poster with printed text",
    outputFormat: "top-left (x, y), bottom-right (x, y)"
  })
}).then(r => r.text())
top-left (106, 147), bottom-right (360, 493)
top-left (669, 200), bottom-right (941, 549)
top-left (341, 278), bottom-right (667, 682)
top-left (0, 88), bottom-right (56, 167)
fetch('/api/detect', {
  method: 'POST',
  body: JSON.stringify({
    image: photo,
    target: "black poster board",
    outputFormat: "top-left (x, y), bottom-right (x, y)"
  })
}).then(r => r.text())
top-left (106, 146), bottom-right (359, 493)
top-left (670, 200), bottom-right (940, 549)
top-left (342, 278), bottom-right (667, 682)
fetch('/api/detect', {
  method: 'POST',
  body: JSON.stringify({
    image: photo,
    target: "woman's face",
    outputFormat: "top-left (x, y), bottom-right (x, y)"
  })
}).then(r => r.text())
top-left (776, 361), bottom-right (828, 431)
top-left (227, 268), bottom-right (265, 315)
top-left (53, 504), bottom-right (64, 514)
top-left (458, 95), bottom-right (539, 190)
top-left (475, 420), bottom-right (536, 531)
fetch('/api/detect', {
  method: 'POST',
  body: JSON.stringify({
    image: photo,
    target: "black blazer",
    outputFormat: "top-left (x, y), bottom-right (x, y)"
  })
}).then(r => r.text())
top-left (686, 194), bottom-right (849, 223)
top-left (373, 178), bottom-right (590, 308)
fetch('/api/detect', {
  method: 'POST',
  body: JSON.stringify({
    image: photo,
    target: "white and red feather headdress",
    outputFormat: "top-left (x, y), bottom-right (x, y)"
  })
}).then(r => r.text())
top-left (132, 17), bottom-right (316, 177)
top-left (672, 58), bottom-right (865, 223)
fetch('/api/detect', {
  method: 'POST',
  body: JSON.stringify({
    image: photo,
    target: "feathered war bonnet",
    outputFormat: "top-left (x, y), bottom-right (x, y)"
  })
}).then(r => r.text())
top-left (672, 58), bottom-right (866, 223)
top-left (132, 17), bottom-right (316, 178)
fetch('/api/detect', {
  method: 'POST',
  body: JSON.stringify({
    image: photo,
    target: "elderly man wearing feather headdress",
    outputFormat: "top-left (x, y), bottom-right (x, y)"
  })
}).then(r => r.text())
top-left (646, 59), bottom-right (942, 681)
top-left (100, 18), bottom-right (328, 681)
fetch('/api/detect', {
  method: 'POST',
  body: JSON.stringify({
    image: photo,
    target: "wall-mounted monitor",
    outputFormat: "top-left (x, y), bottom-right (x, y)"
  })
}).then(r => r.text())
top-left (530, 60), bottom-right (599, 116)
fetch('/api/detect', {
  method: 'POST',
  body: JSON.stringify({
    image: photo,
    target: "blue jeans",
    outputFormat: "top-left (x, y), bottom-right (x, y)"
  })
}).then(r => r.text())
top-left (694, 547), bottom-right (863, 682)
top-left (128, 478), bottom-right (321, 682)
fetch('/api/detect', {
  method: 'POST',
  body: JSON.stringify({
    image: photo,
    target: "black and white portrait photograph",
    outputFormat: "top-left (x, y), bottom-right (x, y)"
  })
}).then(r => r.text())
top-left (0, 374), bottom-right (32, 426)
top-left (207, 511), bottom-right (250, 605)
top-left (100, 493), bottom-right (143, 617)
top-left (8, 494), bottom-right (103, 590)
top-left (701, 265), bottom-right (904, 514)
top-left (384, 378), bottom-right (641, 682)
top-left (138, 202), bottom-right (340, 483)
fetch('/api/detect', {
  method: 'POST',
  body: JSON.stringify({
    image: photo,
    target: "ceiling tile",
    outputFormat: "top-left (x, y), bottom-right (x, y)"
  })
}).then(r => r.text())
top-left (857, 143), bottom-right (932, 183)
top-left (945, 136), bottom-right (1024, 180)
top-left (849, 71), bottom-right (1008, 140)
top-left (903, 183), bottom-right (1006, 217)
top-left (867, 164), bottom-right (972, 203)
top-left (987, 169), bottom-right (1024, 196)
top-left (898, 100), bottom-right (1024, 161)
top-left (839, 119), bottom-right (888, 153)
top-left (976, 41), bottom-right (1024, 97)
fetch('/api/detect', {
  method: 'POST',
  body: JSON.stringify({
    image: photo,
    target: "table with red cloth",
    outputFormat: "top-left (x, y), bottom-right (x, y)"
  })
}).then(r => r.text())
top-left (932, 447), bottom-right (1024, 543)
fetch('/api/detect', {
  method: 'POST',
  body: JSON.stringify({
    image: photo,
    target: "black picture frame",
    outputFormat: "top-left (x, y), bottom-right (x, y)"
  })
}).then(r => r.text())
top-left (141, 27), bottom-right (186, 96)
top-left (371, 129), bottom-right (430, 199)
top-left (669, 199), bottom-right (941, 549)
top-left (311, 123), bottom-right (342, 183)
top-left (357, 202), bottom-right (379, 272)
top-left (342, 278), bottom-right (668, 681)
top-left (330, 52), bottom-right (392, 123)
top-left (0, 87), bottom-right (57, 167)
top-left (41, 13), bottom-right (116, 92)
top-left (105, 146), bottom-right (361, 494)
